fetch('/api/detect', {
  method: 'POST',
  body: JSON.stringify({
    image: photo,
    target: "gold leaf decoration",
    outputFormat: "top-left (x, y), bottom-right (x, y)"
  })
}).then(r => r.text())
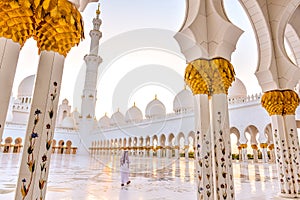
top-left (185, 58), bottom-right (235, 96)
top-left (261, 90), bottom-right (299, 116)
top-left (0, 0), bottom-right (84, 56)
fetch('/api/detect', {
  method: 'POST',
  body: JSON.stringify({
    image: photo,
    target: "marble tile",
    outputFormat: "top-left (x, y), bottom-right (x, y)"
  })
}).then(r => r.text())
top-left (0, 153), bottom-right (285, 199)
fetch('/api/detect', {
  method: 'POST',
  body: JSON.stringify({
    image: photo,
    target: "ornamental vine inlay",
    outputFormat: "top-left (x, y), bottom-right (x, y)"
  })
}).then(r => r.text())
top-left (21, 109), bottom-right (41, 199)
top-left (38, 81), bottom-right (58, 199)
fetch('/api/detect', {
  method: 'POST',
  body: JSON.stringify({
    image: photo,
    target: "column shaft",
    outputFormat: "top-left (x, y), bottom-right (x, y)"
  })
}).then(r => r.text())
top-left (210, 94), bottom-right (235, 200)
top-left (283, 115), bottom-right (300, 196)
top-left (0, 38), bottom-right (21, 141)
top-left (271, 115), bottom-right (294, 195)
top-left (195, 94), bottom-right (214, 199)
top-left (15, 51), bottom-right (64, 200)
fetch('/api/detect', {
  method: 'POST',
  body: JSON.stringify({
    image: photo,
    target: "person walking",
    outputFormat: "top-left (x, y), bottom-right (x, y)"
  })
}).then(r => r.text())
top-left (120, 150), bottom-right (131, 187)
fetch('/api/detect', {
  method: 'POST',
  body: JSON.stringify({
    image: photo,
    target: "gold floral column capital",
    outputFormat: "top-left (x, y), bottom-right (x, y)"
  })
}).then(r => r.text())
top-left (251, 144), bottom-right (258, 150)
top-left (34, 0), bottom-right (84, 56)
top-left (184, 60), bottom-right (209, 95)
top-left (210, 58), bottom-right (235, 95)
top-left (261, 90), bottom-right (299, 116)
top-left (261, 90), bottom-right (284, 116)
top-left (0, 0), bottom-right (84, 55)
top-left (282, 90), bottom-right (299, 115)
top-left (184, 57), bottom-right (235, 96)
top-left (260, 143), bottom-right (268, 148)
top-left (0, 0), bottom-right (34, 46)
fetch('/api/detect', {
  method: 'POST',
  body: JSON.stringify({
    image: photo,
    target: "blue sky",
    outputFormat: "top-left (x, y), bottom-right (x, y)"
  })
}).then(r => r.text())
top-left (13, 0), bottom-right (262, 118)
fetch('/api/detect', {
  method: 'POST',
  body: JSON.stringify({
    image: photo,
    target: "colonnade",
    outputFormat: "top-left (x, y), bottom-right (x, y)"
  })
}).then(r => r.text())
top-left (90, 133), bottom-right (195, 160)
top-left (0, 1), bottom-right (86, 199)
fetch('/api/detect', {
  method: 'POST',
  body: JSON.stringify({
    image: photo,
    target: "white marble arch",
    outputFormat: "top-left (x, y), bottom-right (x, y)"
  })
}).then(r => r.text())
top-left (187, 131), bottom-right (195, 145)
top-left (122, 138), bottom-right (127, 148)
top-left (230, 127), bottom-right (241, 147)
top-left (177, 132), bottom-right (185, 153)
top-left (145, 136), bottom-right (151, 146)
top-left (118, 138), bottom-right (122, 148)
top-left (264, 123), bottom-right (274, 144)
top-left (152, 135), bottom-right (158, 148)
top-left (133, 137), bottom-right (138, 147)
top-left (159, 134), bottom-right (166, 147)
top-left (139, 136), bottom-right (144, 147)
top-left (114, 138), bottom-right (118, 148)
top-left (168, 133), bottom-right (175, 147)
top-left (244, 125), bottom-right (259, 146)
top-left (128, 137), bottom-right (132, 148)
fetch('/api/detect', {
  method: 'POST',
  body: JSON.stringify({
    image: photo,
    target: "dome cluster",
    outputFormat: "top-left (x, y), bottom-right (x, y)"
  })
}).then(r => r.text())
top-left (16, 75), bottom-right (248, 130)
top-left (98, 89), bottom-right (195, 128)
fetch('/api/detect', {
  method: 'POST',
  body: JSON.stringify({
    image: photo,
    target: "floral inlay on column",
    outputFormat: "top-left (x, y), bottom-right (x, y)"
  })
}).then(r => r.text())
top-left (215, 111), bottom-right (234, 199)
top-left (38, 81), bottom-right (58, 200)
top-left (21, 109), bottom-right (41, 199)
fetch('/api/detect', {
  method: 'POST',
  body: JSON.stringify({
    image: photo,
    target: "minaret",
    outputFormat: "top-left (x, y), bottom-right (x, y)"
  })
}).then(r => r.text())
top-left (81, 4), bottom-right (102, 119)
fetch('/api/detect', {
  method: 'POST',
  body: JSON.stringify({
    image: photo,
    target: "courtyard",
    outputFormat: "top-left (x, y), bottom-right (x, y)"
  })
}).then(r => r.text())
top-left (0, 153), bottom-right (282, 200)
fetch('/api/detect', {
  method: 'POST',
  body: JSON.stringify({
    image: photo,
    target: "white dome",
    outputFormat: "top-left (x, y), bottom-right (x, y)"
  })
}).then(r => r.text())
top-left (145, 97), bottom-right (166, 119)
top-left (61, 117), bottom-right (76, 129)
top-left (228, 78), bottom-right (247, 98)
top-left (125, 104), bottom-right (143, 123)
top-left (110, 110), bottom-right (125, 126)
top-left (173, 88), bottom-right (194, 112)
top-left (18, 75), bottom-right (35, 97)
top-left (99, 114), bottom-right (110, 128)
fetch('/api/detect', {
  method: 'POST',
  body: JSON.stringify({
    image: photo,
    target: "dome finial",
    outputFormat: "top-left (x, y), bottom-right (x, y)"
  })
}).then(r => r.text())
top-left (184, 84), bottom-right (187, 90)
top-left (133, 102), bottom-right (136, 107)
top-left (105, 112), bottom-right (107, 116)
top-left (96, 3), bottom-right (101, 18)
top-left (154, 94), bottom-right (157, 100)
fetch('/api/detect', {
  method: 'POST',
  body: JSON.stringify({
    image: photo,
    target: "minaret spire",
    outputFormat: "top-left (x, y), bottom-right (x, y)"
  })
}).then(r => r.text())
top-left (80, 5), bottom-right (103, 119)
top-left (96, 3), bottom-right (100, 19)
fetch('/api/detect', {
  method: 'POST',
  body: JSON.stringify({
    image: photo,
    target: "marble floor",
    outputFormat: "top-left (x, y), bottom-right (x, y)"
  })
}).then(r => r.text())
top-left (0, 153), bottom-right (284, 200)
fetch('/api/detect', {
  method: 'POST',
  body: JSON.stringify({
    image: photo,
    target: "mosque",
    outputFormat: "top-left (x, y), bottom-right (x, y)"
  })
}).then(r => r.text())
top-left (2, 73), bottom-right (278, 161)
top-left (1, 0), bottom-right (300, 200)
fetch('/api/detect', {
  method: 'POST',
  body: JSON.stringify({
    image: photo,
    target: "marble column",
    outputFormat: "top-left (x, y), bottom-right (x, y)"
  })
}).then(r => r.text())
top-left (240, 144), bottom-right (247, 162)
top-left (268, 144), bottom-right (275, 162)
top-left (194, 94), bottom-right (214, 200)
top-left (261, 90), bottom-right (300, 197)
top-left (0, 39), bottom-right (21, 142)
top-left (283, 112), bottom-right (300, 195)
top-left (166, 146), bottom-right (170, 158)
top-left (210, 93), bottom-right (235, 200)
top-left (143, 138), bottom-right (147, 157)
top-left (175, 145), bottom-right (179, 158)
top-left (149, 147), bottom-right (153, 157)
top-left (251, 144), bottom-right (258, 163)
top-left (0, 1), bottom-right (34, 142)
top-left (157, 147), bottom-right (161, 158)
top-left (260, 143), bottom-right (269, 163)
top-left (15, 51), bottom-right (65, 200)
top-left (184, 143), bottom-right (189, 160)
top-left (238, 146), bottom-right (242, 161)
top-left (185, 57), bottom-right (235, 200)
